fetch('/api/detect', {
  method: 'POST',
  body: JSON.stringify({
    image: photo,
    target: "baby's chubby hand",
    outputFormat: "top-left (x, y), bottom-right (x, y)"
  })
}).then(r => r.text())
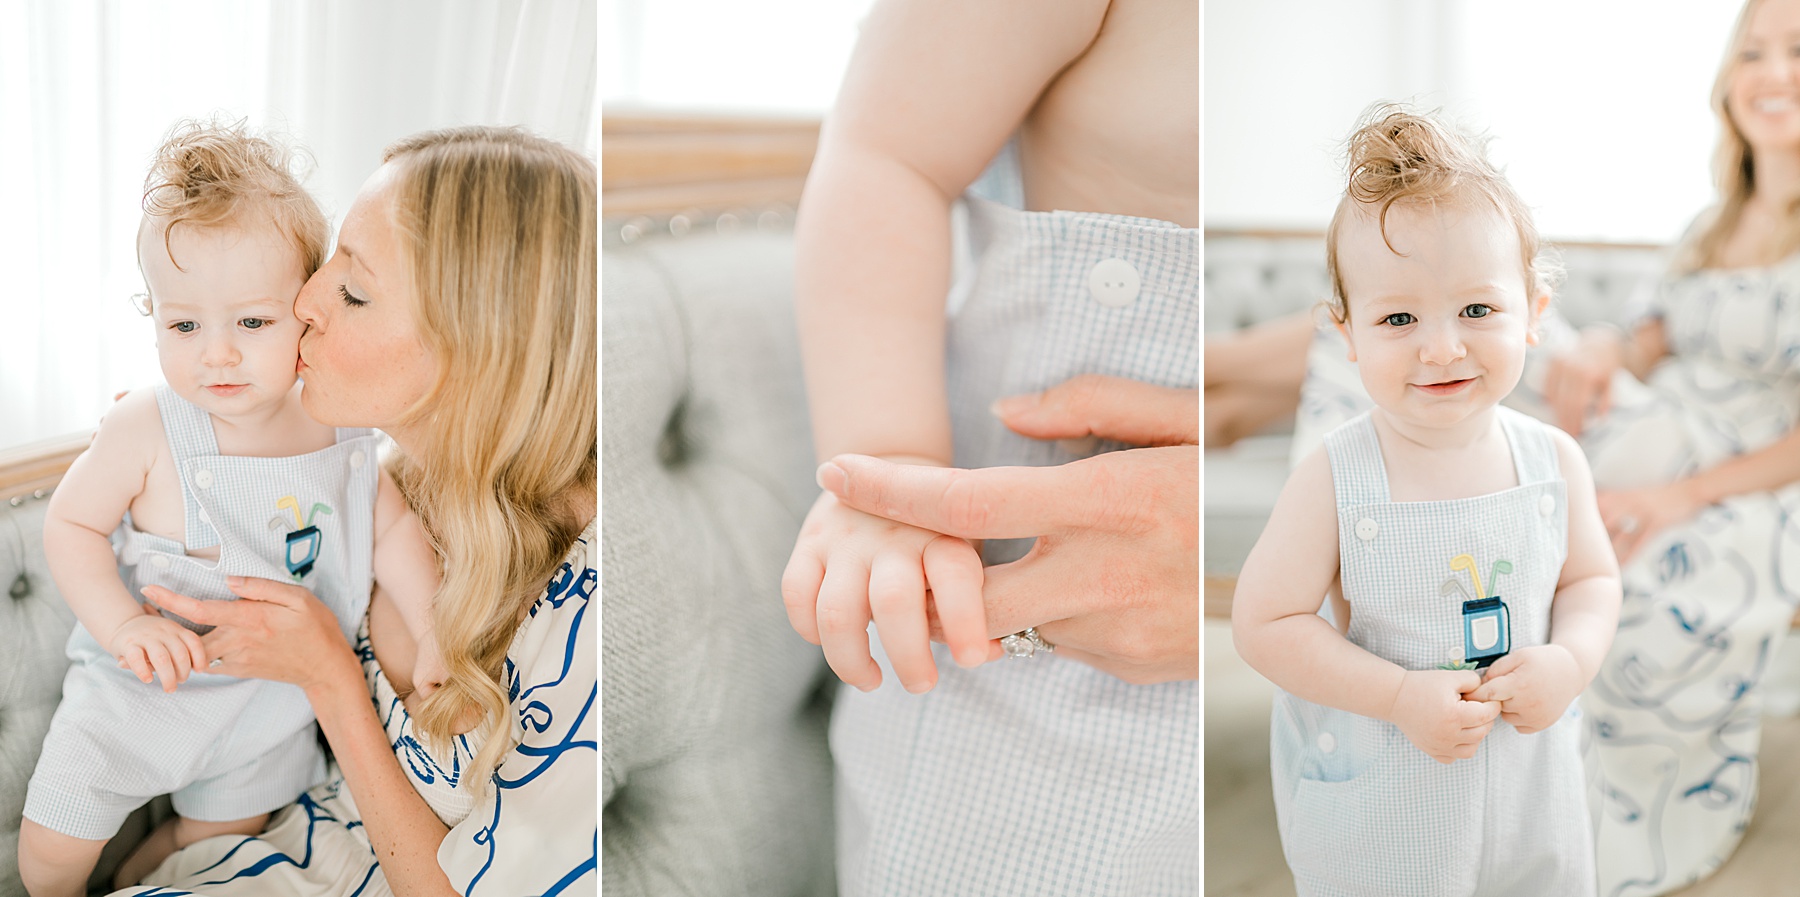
top-left (109, 604), bottom-right (207, 693)
top-left (1386, 669), bottom-right (1501, 764)
top-left (1466, 645), bottom-right (1583, 734)
top-left (782, 489), bottom-right (992, 694)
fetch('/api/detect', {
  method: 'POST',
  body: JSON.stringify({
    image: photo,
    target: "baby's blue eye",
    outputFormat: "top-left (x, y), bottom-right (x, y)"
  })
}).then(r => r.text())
top-left (240, 318), bottom-right (270, 330)
top-left (172, 321), bottom-right (196, 334)
top-left (1381, 312), bottom-right (1416, 327)
top-left (1462, 304), bottom-right (1492, 318)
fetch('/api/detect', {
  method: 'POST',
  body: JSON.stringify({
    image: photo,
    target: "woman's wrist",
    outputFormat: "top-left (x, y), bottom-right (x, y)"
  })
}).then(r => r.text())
top-left (1673, 474), bottom-right (1718, 511)
top-left (303, 649), bottom-right (370, 714)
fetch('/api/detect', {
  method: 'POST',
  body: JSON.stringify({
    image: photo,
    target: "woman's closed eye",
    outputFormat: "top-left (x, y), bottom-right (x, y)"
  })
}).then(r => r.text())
top-left (1380, 312), bottom-right (1416, 327)
top-left (337, 285), bottom-right (367, 308)
top-left (1461, 303), bottom-right (1493, 319)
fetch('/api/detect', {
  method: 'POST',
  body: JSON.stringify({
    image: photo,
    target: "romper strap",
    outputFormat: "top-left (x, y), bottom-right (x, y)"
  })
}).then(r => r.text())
top-left (1322, 411), bottom-right (1391, 507)
top-left (1498, 407), bottom-right (1562, 487)
top-left (152, 384), bottom-right (222, 548)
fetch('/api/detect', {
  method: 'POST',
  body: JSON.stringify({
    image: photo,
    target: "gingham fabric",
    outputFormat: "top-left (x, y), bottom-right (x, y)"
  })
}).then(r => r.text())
top-left (24, 385), bottom-right (378, 839)
top-left (1577, 254), bottom-right (1800, 896)
top-left (109, 523), bottom-right (598, 897)
top-left (1270, 408), bottom-right (1593, 897)
top-left (830, 191), bottom-right (1200, 896)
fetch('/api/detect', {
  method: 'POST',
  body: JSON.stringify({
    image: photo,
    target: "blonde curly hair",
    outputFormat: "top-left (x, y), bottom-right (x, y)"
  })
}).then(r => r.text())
top-left (1324, 104), bottom-right (1559, 323)
top-left (139, 118), bottom-right (327, 287)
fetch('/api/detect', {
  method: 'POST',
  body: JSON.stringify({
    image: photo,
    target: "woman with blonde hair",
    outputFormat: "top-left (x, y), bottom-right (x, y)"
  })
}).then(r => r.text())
top-left (112, 125), bottom-right (596, 896)
top-left (1533, 0), bottom-right (1800, 891)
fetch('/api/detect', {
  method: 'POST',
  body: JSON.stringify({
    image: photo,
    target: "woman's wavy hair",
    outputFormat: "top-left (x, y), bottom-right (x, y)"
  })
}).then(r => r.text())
top-left (1676, 0), bottom-right (1794, 272)
top-left (379, 126), bottom-right (596, 789)
top-left (140, 118), bottom-right (328, 295)
top-left (1324, 104), bottom-right (1560, 323)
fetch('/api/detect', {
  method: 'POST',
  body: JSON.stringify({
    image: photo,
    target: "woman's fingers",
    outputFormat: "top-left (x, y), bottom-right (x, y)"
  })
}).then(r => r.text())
top-left (868, 551), bottom-right (933, 694)
top-left (225, 575), bottom-right (309, 606)
top-left (994, 375), bottom-right (1199, 447)
top-left (141, 585), bottom-right (226, 626)
top-left (817, 556), bottom-right (880, 691)
top-left (922, 536), bottom-right (988, 668)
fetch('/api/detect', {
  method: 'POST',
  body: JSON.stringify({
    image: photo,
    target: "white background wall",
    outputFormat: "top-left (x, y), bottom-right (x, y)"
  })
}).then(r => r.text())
top-left (603, 0), bottom-right (875, 114)
top-left (1, 0), bottom-right (595, 449)
top-left (1205, 0), bottom-right (1741, 243)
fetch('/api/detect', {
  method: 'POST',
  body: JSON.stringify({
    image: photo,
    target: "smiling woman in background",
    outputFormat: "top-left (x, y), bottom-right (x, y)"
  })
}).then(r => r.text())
top-left (1540, 0), bottom-right (1800, 891)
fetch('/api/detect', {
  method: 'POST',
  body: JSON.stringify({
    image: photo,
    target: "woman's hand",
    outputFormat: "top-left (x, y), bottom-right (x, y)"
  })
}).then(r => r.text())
top-left (818, 375), bottom-right (1199, 685)
top-left (1597, 481), bottom-right (1707, 563)
top-left (140, 576), bottom-right (361, 696)
top-left (1543, 326), bottom-right (1626, 436)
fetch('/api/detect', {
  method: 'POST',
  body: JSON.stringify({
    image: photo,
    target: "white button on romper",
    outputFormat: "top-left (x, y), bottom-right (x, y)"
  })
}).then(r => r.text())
top-left (1270, 409), bottom-right (1593, 897)
top-left (24, 385), bottom-right (379, 839)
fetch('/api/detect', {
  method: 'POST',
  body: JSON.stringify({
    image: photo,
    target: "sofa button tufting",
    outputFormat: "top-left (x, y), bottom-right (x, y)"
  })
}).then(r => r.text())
top-left (9, 572), bottom-right (28, 600)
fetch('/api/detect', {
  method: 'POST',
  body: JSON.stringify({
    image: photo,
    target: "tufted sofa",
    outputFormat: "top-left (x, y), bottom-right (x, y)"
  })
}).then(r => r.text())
top-left (600, 225), bottom-right (837, 896)
top-left (1202, 232), bottom-right (1669, 595)
top-left (0, 479), bottom-right (169, 895)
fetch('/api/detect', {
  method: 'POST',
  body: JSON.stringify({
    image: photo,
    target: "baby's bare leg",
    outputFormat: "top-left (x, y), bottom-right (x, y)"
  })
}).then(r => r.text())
top-left (112, 813), bottom-right (270, 889)
top-left (18, 818), bottom-right (107, 897)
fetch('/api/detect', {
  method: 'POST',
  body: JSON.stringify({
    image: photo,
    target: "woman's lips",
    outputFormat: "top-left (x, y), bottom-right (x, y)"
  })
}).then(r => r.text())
top-left (1414, 378), bottom-right (1473, 395)
top-left (207, 384), bottom-right (247, 397)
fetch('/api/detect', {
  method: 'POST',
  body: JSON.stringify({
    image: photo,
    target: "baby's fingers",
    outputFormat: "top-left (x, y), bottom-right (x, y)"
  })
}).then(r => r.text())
top-left (869, 551), bottom-right (934, 694)
top-left (817, 557), bottom-right (881, 691)
top-left (781, 548), bottom-right (827, 645)
top-left (922, 536), bottom-right (987, 668)
top-left (1453, 697), bottom-right (1502, 728)
top-left (145, 641), bottom-right (178, 693)
top-left (179, 628), bottom-right (207, 675)
top-left (121, 646), bottom-right (153, 685)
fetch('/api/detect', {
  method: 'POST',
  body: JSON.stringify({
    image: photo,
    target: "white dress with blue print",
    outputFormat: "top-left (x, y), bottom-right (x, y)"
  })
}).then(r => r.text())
top-left (1576, 254), bottom-right (1800, 896)
top-left (109, 521), bottom-right (597, 897)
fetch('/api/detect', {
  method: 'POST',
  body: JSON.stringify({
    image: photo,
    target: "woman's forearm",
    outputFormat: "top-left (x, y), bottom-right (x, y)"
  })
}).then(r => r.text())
top-left (1685, 423), bottom-right (1800, 506)
top-left (307, 665), bottom-right (458, 896)
top-left (1619, 317), bottom-right (1670, 381)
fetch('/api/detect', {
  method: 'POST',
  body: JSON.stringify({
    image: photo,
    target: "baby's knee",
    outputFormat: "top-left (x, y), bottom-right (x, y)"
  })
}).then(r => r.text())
top-left (172, 812), bottom-right (270, 848)
top-left (18, 819), bottom-right (107, 897)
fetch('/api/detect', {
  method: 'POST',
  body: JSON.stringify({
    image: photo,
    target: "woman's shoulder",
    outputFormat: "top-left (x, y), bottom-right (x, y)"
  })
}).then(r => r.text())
top-left (504, 518), bottom-right (596, 694)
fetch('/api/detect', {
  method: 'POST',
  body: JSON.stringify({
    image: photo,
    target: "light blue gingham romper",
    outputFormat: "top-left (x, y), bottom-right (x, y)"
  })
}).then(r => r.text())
top-left (25, 385), bottom-right (379, 839)
top-left (830, 187), bottom-right (1199, 896)
top-left (1271, 408), bottom-right (1593, 897)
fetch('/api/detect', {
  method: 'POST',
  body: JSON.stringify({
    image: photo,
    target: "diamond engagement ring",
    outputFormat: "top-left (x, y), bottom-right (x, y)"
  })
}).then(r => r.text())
top-left (209, 657), bottom-right (223, 669)
top-left (1001, 627), bottom-right (1054, 659)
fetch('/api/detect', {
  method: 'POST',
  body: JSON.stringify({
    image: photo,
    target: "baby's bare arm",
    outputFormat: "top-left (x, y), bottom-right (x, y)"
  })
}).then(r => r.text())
top-left (370, 468), bottom-right (442, 654)
top-left (44, 389), bottom-right (165, 646)
top-left (1546, 428), bottom-right (1623, 683)
top-left (796, 0), bottom-right (1111, 463)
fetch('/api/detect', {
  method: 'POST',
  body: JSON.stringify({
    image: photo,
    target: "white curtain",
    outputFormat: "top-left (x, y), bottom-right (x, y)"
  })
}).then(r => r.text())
top-left (0, 0), bottom-right (596, 450)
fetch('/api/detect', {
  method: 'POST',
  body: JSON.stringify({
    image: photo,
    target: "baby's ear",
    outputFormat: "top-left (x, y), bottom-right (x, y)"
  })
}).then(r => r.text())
top-left (1525, 290), bottom-right (1551, 346)
top-left (1334, 317), bottom-right (1357, 362)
